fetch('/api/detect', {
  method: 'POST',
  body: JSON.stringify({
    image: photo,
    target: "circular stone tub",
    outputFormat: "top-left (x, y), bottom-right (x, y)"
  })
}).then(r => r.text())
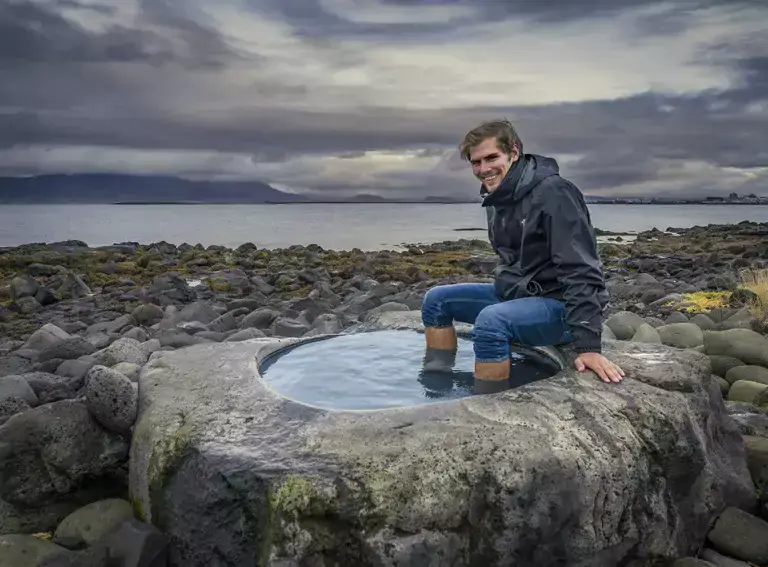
top-left (258, 329), bottom-right (565, 411)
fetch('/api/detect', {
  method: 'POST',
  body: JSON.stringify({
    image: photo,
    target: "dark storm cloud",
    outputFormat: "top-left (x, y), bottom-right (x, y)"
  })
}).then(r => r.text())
top-left (262, 0), bottom-right (758, 41)
top-left (0, 0), bottom-right (241, 68)
top-left (1, 0), bottom-right (767, 197)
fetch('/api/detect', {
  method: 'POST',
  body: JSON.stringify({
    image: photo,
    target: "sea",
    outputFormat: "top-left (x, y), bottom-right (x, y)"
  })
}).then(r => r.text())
top-left (2, 203), bottom-right (768, 251)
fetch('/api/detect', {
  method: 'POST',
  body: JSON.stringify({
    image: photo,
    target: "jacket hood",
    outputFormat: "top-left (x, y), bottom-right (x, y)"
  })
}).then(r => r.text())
top-left (481, 154), bottom-right (560, 207)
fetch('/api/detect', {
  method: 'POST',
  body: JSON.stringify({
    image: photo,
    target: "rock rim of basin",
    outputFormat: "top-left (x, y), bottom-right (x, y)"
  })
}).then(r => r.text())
top-left (129, 310), bottom-right (757, 567)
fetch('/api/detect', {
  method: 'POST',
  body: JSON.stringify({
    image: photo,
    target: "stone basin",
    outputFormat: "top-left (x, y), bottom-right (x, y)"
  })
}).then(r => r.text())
top-left (258, 327), bottom-right (566, 411)
top-left (129, 311), bottom-right (756, 567)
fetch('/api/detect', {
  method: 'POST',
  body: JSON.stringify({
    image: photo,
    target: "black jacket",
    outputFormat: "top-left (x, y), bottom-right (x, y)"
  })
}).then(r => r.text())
top-left (481, 153), bottom-right (608, 353)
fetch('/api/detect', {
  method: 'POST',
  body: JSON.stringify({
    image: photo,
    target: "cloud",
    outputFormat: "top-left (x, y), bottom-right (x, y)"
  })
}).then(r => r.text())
top-left (0, 0), bottom-right (767, 198)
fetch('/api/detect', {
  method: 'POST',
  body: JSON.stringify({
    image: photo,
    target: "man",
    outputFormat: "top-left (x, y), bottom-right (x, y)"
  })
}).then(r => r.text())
top-left (421, 119), bottom-right (624, 394)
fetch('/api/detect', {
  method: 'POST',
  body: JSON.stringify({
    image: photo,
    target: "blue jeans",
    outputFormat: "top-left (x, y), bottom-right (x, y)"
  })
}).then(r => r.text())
top-left (421, 283), bottom-right (573, 363)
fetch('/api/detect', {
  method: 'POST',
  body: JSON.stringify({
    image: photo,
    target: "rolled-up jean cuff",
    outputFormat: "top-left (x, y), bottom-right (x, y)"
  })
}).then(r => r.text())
top-left (474, 355), bottom-right (510, 364)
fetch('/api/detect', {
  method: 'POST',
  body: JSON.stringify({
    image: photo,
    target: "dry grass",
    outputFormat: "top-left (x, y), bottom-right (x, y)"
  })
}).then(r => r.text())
top-left (740, 267), bottom-right (768, 323)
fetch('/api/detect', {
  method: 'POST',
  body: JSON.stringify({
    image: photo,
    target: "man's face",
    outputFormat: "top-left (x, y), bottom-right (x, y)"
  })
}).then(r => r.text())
top-left (469, 137), bottom-right (518, 192)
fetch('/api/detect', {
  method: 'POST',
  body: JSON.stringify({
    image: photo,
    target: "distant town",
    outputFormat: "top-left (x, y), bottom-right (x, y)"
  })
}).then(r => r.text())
top-left (584, 192), bottom-right (768, 205)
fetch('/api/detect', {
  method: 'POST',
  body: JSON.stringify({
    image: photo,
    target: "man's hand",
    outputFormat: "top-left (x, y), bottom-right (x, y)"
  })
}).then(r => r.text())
top-left (574, 352), bottom-right (625, 383)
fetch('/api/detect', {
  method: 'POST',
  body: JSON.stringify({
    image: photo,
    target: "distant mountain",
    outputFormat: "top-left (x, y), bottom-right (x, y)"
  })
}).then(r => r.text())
top-left (0, 174), bottom-right (309, 204)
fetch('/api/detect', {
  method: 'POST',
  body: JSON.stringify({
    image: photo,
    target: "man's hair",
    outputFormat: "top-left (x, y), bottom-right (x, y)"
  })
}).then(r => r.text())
top-left (459, 119), bottom-right (523, 161)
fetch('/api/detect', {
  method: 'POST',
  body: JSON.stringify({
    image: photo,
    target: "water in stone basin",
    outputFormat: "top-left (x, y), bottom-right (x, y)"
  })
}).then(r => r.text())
top-left (259, 330), bottom-right (560, 410)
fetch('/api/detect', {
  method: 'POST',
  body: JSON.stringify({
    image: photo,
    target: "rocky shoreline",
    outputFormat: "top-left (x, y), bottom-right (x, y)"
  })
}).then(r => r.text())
top-left (0, 221), bottom-right (767, 566)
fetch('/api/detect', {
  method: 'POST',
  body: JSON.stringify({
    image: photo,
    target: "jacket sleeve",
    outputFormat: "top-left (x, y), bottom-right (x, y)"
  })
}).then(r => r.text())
top-left (542, 181), bottom-right (606, 353)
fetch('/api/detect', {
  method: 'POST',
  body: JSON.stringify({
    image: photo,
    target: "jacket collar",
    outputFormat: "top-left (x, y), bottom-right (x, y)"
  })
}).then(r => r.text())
top-left (480, 154), bottom-right (528, 206)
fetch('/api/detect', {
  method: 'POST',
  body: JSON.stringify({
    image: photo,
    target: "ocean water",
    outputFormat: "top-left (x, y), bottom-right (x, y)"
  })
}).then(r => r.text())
top-left (2, 203), bottom-right (768, 251)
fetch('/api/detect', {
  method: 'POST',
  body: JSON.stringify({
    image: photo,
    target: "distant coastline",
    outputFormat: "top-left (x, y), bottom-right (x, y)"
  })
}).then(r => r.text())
top-left (107, 200), bottom-right (768, 206)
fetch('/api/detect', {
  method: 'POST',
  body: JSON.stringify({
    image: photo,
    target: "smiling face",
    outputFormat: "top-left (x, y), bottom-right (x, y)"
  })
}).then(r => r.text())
top-left (469, 137), bottom-right (519, 192)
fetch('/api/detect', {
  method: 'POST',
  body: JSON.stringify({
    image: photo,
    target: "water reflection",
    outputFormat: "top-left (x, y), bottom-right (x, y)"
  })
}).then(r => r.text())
top-left (260, 330), bottom-right (560, 411)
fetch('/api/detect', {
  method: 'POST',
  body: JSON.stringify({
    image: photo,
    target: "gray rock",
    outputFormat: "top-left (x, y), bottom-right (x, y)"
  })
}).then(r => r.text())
top-left (28, 263), bottom-right (67, 277)
top-left (159, 301), bottom-right (219, 329)
top-left (149, 272), bottom-right (196, 303)
top-left (12, 295), bottom-right (43, 314)
top-left (0, 357), bottom-right (33, 377)
top-left (55, 359), bottom-right (97, 389)
top-left (38, 338), bottom-right (97, 363)
top-left (0, 534), bottom-right (69, 566)
top-left (743, 435), bottom-right (768, 486)
top-left (604, 311), bottom-right (646, 340)
top-left (715, 376), bottom-right (730, 396)
top-left (656, 323), bottom-right (705, 349)
top-left (208, 312), bottom-right (237, 333)
top-left (106, 314), bottom-right (136, 335)
top-left (44, 517), bottom-right (169, 567)
top-left (111, 362), bottom-right (141, 382)
top-left (690, 313), bottom-right (716, 330)
top-left (728, 409), bottom-right (768, 437)
top-left (129, 311), bottom-right (755, 567)
top-left (224, 328), bottom-right (266, 342)
top-left (85, 332), bottom-right (111, 349)
top-left (704, 329), bottom-right (768, 367)
top-left (240, 308), bottom-right (280, 329)
top-left (0, 397), bottom-right (31, 426)
top-left (706, 507), bottom-right (768, 564)
top-left (84, 366), bottom-right (138, 435)
top-left (131, 303), bottom-right (164, 326)
top-left (154, 330), bottom-right (208, 348)
top-left (0, 400), bottom-right (129, 507)
top-left (728, 381), bottom-right (768, 404)
top-left (699, 549), bottom-right (750, 567)
top-left (92, 338), bottom-right (149, 368)
top-left (10, 274), bottom-right (40, 299)
top-left (249, 276), bottom-right (275, 295)
top-left (719, 307), bottom-right (759, 331)
top-left (22, 324), bottom-right (71, 353)
top-left (194, 331), bottom-right (226, 342)
top-left (12, 348), bottom-right (40, 361)
top-left (121, 327), bottom-right (148, 342)
top-left (307, 313), bottom-right (343, 336)
top-left (672, 559), bottom-right (716, 567)
top-left (665, 311), bottom-right (690, 324)
top-left (709, 356), bottom-right (745, 378)
top-left (57, 274), bottom-right (91, 300)
top-left (362, 302), bottom-right (410, 322)
top-left (0, 497), bottom-right (102, 536)
top-left (726, 365), bottom-right (768, 386)
top-left (271, 317), bottom-right (310, 337)
top-left (22, 373), bottom-right (78, 404)
top-left (0, 375), bottom-right (39, 406)
top-left (601, 324), bottom-right (616, 340)
top-left (631, 323), bottom-right (661, 343)
top-left (645, 316), bottom-right (666, 328)
top-left (53, 498), bottom-right (134, 549)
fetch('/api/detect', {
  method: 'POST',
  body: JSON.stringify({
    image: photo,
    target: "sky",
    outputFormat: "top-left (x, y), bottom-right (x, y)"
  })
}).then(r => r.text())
top-left (1, 0), bottom-right (767, 200)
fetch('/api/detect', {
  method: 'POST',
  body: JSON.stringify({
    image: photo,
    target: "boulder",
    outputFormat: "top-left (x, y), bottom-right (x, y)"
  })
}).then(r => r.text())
top-left (703, 329), bottom-right (768, 368)
top-left (706, 507), bottom-right (768, 564)
top-left (725, 365), bottom-right (768, 386)
top-left (0, 534), bottom-right (68, 566)
top-left (656, 323), bottom-right (705, 349)
top-left (603, 311), bottom-right (646, 340)
top-left (53, 498), bottom-right (134, 549)
top-left (0, 400), bottom-right (129, 508)
top-left (130, 312), bottom-right (756, 567)
top-left (631, 323), bottom-right (661, 343)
